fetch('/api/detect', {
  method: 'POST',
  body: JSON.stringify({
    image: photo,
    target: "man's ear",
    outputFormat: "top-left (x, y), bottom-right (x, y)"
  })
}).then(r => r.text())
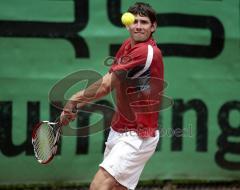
top-left (151, 22), bottom-right (157, 32)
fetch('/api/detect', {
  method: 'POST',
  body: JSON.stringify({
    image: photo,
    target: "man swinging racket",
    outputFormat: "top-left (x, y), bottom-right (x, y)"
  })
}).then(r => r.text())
top-left (60, 2), bottom-right (164, 190)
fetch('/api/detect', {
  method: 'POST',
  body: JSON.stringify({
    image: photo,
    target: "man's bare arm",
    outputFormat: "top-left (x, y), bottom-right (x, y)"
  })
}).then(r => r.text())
top-left (70, 72), bottom-right (117, 108)
top-left (60, 72), bottom-right (118, 124)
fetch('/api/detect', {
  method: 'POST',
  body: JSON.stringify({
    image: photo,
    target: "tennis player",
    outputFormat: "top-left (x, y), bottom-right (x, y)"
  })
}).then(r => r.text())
top-left (60, 2), bottom-right (164, 190)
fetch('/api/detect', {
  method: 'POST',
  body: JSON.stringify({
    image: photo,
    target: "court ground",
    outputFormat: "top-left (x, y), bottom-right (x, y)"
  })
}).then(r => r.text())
top-left (1, 181), bottom-right (240, 190)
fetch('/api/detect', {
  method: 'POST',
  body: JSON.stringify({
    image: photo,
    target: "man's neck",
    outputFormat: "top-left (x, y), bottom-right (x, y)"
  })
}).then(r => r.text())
top-left (130, 39), bottom-right (136, 47)
top-left (130, 37), bottom-right (152, 48)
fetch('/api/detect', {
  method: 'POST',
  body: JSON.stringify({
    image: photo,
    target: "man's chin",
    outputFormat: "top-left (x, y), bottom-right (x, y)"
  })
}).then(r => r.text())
top-left (133, 37), bottom-right (146, 43)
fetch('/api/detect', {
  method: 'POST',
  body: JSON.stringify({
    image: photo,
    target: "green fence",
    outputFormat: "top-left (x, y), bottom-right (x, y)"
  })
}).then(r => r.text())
top-left (0, 0), bottom-right (240, 185)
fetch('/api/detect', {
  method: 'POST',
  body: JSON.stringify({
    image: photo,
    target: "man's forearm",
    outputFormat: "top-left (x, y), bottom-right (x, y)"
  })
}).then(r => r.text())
top-left (69, 73), bottom-right (114, 109)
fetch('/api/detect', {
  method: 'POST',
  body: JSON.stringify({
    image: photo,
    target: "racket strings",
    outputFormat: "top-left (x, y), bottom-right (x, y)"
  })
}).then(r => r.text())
top-left (34, 125), bottom-right (56, 161)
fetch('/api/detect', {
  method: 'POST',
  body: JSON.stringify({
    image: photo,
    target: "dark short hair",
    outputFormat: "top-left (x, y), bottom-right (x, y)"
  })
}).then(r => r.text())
top-left (128, 2), bottom-right (157, 24)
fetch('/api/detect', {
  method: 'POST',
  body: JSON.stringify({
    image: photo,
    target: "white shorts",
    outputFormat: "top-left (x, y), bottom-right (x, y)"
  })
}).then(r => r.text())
top-left (99, 128), bottom-right (159, 190)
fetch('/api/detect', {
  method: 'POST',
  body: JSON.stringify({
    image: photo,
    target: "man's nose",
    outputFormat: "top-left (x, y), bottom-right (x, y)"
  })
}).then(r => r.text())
top-left (135, 21), bottom-right (142, 29)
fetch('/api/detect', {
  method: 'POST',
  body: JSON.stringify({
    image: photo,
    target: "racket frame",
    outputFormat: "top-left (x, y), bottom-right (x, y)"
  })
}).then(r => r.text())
top-left (32, 121), bottom-right (61, 164)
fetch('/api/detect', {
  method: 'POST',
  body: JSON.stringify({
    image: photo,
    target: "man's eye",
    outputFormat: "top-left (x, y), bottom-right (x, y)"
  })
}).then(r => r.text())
top-left (141, 21), bottom-right (148, 24)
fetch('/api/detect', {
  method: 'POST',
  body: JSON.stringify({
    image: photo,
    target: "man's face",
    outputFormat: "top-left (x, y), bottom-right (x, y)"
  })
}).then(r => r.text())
top-left (128, 14), bottom-right (156, 44)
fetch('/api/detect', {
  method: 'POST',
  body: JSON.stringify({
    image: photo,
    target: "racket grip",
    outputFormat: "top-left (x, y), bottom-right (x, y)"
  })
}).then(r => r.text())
top-left (72, 106), bottom-right (78, 113)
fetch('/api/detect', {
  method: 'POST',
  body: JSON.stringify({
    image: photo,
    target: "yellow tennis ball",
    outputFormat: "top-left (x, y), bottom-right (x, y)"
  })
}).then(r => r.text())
top-left (121, 12), bottom-right (135, 26)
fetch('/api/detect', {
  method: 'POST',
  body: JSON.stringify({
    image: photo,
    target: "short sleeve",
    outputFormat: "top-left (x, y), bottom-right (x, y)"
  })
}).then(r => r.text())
top-left (109, 44), bottom-right (148, 74)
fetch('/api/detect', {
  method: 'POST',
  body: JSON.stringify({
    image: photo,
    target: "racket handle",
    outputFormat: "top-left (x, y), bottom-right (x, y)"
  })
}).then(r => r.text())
top-left (72, 106), bottom-right (78, 113)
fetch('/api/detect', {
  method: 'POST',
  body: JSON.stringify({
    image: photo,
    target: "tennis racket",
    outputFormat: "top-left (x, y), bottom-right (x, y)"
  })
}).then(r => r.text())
top-left (32, 121), bottom-right (61, 164)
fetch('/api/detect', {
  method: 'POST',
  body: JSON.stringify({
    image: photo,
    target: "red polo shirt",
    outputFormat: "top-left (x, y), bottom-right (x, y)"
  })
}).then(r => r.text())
top-left (109, 37), bottom-right (164, 137)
